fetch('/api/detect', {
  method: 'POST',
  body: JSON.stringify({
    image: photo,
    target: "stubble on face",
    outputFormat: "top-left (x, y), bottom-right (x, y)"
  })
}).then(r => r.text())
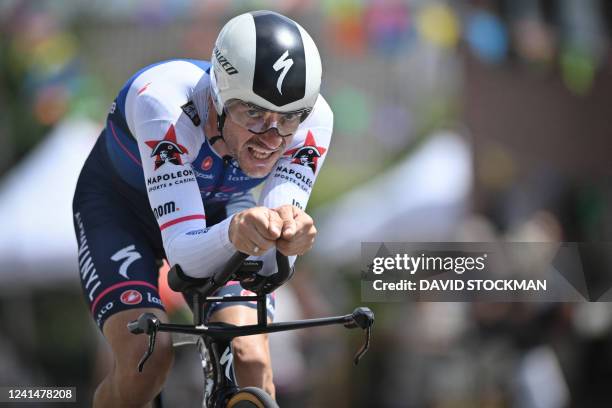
top-left (205, 97), bottom-right (291, 178)
top-left (225, 122), bottom-right (290, 178)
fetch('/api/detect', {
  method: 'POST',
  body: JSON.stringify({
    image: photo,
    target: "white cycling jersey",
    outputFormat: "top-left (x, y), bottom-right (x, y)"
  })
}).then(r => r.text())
top-left (106, 59), bottom-right (332, 278)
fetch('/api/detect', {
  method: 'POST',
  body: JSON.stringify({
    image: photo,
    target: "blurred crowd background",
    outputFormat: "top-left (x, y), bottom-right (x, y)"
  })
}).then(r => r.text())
top-left (1, 0), bottom-right (612, 407)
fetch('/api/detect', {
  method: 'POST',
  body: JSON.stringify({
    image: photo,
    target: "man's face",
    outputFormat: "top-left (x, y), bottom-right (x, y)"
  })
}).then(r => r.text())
top-left (223, 117), bottom-right (291, 178)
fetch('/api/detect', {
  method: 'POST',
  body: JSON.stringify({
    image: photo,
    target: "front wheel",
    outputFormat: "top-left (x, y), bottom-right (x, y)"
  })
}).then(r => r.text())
top-left (226, 387), bottom-right (279, 408)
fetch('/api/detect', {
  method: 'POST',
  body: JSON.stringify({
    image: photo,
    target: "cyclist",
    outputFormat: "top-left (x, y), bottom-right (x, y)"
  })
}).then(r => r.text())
top-left (72, 10), bottom-right (332, 407)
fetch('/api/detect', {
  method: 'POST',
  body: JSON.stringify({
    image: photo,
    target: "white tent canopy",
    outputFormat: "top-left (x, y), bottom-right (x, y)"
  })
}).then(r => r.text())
top-left (0, 118), bottom-right (101, 287)
top-left (312, 131), bottom-right (473, 266)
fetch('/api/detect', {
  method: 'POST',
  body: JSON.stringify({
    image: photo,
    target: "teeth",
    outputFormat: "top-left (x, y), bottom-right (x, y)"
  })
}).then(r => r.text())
top-left (249, 146), bottom-right (272, 160)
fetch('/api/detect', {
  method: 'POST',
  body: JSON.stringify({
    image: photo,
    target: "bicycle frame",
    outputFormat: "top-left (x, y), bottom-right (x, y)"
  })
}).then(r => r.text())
top-left (128, 251), bottom-right (374, 407)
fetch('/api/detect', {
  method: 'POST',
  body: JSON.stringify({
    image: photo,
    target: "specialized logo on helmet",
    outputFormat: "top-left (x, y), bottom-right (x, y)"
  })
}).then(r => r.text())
top-left (214, 47), bottom-right (238, 75)
top-left (273, 50), bottom-right (294, 95)
top-left (220, 11), bottom-right (311, 108)
top-left (285, 130), bottom-right (326, 173)
top-left (145, 125), bottom-right (188, 170)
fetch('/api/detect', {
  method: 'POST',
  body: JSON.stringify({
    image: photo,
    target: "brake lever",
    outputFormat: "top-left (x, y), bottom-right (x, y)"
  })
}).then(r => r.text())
top-left (138, 330), bottom-right (158, 372)
top-left (353, 326), bottom-right (371, 366)
top-left (127, 313), bottom-right (161, 372)
top-left (343, 307), bottom-right (374, 365)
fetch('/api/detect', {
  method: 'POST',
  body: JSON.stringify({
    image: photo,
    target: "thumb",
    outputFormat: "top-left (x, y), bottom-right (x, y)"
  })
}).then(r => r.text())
top-left (267, 210), bottom-right (282, 238)
top-left (282, 218), bottom-right (297, 239)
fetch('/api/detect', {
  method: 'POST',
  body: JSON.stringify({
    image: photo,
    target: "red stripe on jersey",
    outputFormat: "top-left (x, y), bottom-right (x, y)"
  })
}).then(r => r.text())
top-left (109, 121), bottom-right (142, 167)
top-left (160, 214), bottom-right (206, 231)
top-left (137, 82), bottom-right (152, 95)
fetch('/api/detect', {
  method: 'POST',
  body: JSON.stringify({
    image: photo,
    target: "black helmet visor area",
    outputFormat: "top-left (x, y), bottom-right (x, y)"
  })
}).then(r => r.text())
top-left (251, 11), bottom-right (306, 107)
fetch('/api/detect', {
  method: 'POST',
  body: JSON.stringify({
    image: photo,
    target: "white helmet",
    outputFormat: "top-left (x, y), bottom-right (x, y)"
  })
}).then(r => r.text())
top-left (210, 10), bottom-right (322, 116)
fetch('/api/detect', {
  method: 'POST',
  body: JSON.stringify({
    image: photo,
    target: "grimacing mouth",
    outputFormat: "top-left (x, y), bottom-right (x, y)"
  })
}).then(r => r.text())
top-left (244, 136), bottom-right (285, 161)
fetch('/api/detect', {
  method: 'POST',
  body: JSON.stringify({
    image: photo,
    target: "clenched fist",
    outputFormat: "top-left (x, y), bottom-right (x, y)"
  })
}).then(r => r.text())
top-left (229, 207), bottom-right (283, 256)
top-left (273, 205), bottom-right (317, 256)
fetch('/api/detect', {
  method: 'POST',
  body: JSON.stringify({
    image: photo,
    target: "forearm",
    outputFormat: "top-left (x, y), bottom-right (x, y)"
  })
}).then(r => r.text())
top-left (164, 217), bottom-right (236, 278)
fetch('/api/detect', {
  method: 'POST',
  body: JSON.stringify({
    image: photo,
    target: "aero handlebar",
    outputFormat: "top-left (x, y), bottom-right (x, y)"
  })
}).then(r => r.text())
top-left (167, 251), bottom-right (293, 297)
top-left (129, 250), bottom-right (374, 373)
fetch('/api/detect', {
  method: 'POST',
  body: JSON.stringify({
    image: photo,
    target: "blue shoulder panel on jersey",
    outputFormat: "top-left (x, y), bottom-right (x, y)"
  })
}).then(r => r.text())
top-left (115, 59), bottom-right (211, 115)
top-left (104, 114), bottom-right (144, 190)
top-left (104, 59), bottom-right (211, 190)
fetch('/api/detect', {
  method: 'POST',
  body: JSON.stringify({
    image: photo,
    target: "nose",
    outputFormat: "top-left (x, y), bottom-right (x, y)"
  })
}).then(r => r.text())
top-left (256, 129), bottom-right (284, 150)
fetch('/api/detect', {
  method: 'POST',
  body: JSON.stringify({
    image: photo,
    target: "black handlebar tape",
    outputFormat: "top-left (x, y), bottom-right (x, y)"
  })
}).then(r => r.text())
top-left (167, 251), bottom-right (291, 296)
top-left (167, 264), bottom-right (207, 292)
top-left (275, 251), bottom-right (291, 280)
top-left (211, 251), bottom-right (249, 289)
top-left (167, 252), bottom-right (249, 294)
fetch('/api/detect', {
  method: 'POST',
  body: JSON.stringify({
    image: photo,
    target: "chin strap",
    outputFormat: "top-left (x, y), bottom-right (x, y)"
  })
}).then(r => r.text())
top-left (211, 110), bottom-right (236, 167)
top-left (222, 155), bottom-right (233, 165)
top-left (208, 135), bottom-right (223, 145)
top-left (209, 110), bottom-right (226, 146)
top-left (216, 111), bottom-right (226, 136)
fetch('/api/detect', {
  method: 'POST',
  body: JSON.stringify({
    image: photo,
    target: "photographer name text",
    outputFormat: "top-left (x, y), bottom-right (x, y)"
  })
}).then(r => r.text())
top-left (370, 253), bottom-right (546, 292)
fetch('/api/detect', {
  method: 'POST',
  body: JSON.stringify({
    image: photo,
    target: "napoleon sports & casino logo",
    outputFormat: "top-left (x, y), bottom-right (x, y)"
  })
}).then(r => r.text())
top-left (145, 125), bottom-right (189, 170)
top-left (284, 130), bottom-right (326, 173)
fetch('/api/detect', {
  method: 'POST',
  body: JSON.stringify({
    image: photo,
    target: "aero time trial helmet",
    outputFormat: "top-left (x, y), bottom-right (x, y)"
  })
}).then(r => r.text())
top-left (209, 10), bottom-right (322, 132)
